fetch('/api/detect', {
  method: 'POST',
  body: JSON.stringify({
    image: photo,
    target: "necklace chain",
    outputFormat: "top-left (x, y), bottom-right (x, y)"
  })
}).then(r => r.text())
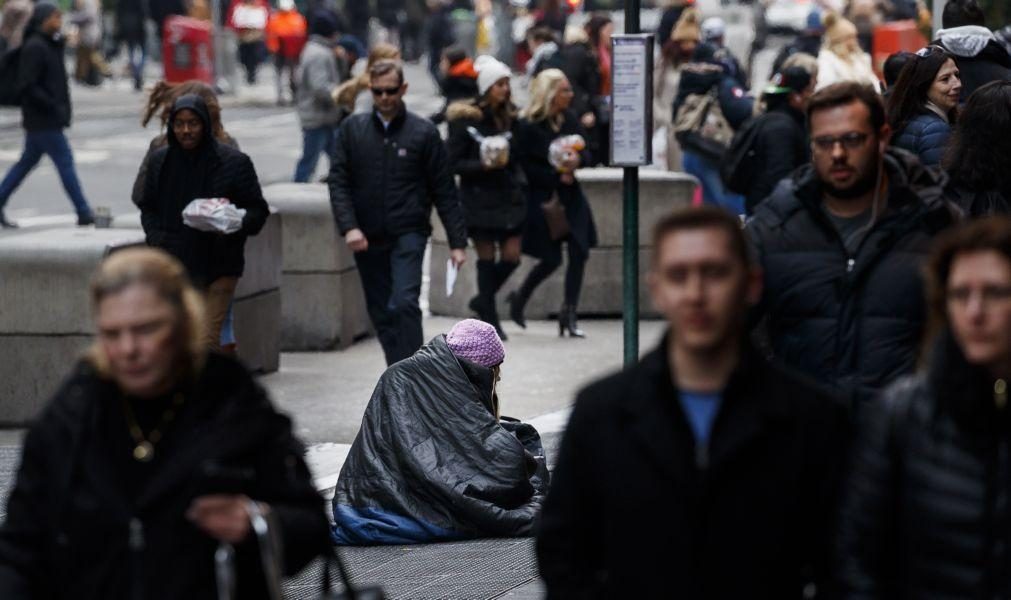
top-left (121, 392), bottom-right (186, 462)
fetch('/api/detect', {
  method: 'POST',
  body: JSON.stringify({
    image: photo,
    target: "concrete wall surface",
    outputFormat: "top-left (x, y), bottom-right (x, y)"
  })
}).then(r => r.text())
top-left (429, 168), bottom-right (698, 319)
top-left (0, 227), bottom-right (146, 425)
top-left (262, 183), bottom-right (371, 351)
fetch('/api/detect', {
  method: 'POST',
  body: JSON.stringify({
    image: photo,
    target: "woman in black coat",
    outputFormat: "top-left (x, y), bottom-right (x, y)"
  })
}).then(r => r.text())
top-left (837, 217), bottom-right (1011, 598)
top-left (944, 81), bottom-right (1011, 216)
top-left (0, 248), bottom-right (331, 599)
top-left (445, 56), bottom-right (526, 340)
top-left (509, 68), bottom-right (598, 338)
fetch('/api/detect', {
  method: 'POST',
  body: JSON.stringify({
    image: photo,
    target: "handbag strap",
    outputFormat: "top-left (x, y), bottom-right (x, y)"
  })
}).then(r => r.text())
top-left (246, 500), bottom-right (285, 600)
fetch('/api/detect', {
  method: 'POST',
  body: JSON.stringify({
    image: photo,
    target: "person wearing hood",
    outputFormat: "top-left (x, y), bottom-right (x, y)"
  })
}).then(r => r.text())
top-left (837, 216), bottom-right (1011, 598)
top-left (445, 56), bottom-right (525, 340)
top-left (815, 12), bottom-right (882, 92)
top-left (134, 94), bottom-right (270, 351)
top-left (332, 319), bottom-right (548, 544)
top-left (525, 26), bottom-right (562, 79)
top-left (887, 45), bottom-right (961, 167)
top-left (747, 82), bottom-right (959, 404)
top-left (293, 10), bottom-right (344, 183)
top-left (0, 2), bottom-right (95, 229)
top-left (934, 0), bottom-right (1011, 100)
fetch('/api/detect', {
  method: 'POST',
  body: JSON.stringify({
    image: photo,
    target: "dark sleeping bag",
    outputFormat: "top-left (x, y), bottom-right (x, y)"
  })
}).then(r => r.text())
top-left (331, 335), bottom-right (550, 545)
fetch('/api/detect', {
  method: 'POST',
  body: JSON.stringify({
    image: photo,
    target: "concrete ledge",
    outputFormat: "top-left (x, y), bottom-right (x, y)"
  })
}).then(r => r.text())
top-left (263, 183), bottom-right (371, 351)
top-left (429, 169), bottom-right (697, 318)
top-left (234, 289), bottom-right (281, 373)
top-left (0, 227), bottom-right (146, 424)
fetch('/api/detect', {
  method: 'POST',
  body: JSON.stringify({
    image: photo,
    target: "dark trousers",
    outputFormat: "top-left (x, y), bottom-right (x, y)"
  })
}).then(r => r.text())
top-left (519, 240), bottom-right (586, 307)
top-left (0, 129), bottom-right (93, 217)
top-left (354, 232), bottom-right (427, 366)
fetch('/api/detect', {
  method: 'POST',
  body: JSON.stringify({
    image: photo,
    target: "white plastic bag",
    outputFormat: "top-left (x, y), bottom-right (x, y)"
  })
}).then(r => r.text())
top-left (548, 134), bottom-right (586, 173)
top-left (466, 126), bottom-right (511, 169)
top-left (182, 198), bottom-right (247, 234)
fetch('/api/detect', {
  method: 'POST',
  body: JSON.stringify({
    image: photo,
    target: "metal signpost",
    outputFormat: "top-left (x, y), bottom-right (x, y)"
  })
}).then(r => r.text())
top-left (610, 3), bottom-right (652, 366)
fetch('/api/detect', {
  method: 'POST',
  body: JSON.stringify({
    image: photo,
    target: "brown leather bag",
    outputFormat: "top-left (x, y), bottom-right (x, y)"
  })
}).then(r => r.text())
top-left (541, 194), bottom-right (570, 241)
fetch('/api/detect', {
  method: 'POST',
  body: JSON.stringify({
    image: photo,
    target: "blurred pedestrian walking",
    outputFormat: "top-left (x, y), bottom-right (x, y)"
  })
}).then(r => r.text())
top-left (69, 0), bottom-right (110, 86)
top-left (538, 207), bottom-right (849, 598)
top-left (524, 26), bottom-right (561, 78)
top-left (747, 82), bottom-right (958, 403)
top-left (838, 217), bottom-right (1011, 598)
top-left (509, 68), bottom-right (597, 338)
top-left (329, 60), bottom-right (468, 365)
top-left (0, 0), bottom-right (32, 53)
top-left (293, 10), bottom-right (343, 183)
top-left (227, 0), bottom-right (270, 84)
top-left (446, 56), bottom-right (525, 339)
top-left (429, 45), bottom-right (479, 124)
top-left (0, 247), bottom-right (331, 598)
top-left (935, 0), bottom-right (1011, 100)
top-left (944, 81), bottom-right (1011, 216)
top-left (112, 0), bottom-right (149, 90)
top-left (426, 0), bottom-right (456, 83)
top-left (816, 12), bottom-right (882, 92)
top-left (0, 2), bottom-right (95, 229)
top-left (557, 25), bottom-right (601, 161)
top-left (887, 45), bottom-right (961, 167)
top-left (134, 94), bottom-right (270, 350)
top-left (265, 0), bottom-right (307, 106)
top-left (333, 319), bottom-right (548, 544)
top-left (333, 42), bottom-right (401, 115)
top-left (652, 7), bottom-right (697, 171)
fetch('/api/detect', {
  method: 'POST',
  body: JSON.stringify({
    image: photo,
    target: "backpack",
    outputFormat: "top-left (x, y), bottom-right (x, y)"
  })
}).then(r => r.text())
top-left (720, 115), bottom-right (767, 195)
top-left (673, 89), bottom-right (733, 162)
top-left (0, 46), bottom-right (22, 107)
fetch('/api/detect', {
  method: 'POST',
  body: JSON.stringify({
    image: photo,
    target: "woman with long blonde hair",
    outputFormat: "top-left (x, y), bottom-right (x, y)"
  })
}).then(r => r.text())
top-left (509, 68), bottom-right (598, 338)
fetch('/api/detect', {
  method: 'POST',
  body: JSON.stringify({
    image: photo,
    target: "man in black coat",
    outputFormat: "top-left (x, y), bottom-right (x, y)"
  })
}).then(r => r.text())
top-left (329, 60), bottom-right (468, 366)
top-left (744, 66), bottom-right (814, 214)
top-left (746, 82), bottom-right (958, 405)
top-left (537, 207), bottom-right (849, 599)
top-left (0, 2), bottom-right (94, 228)
top-left (935, 0), bottom-right (1011, 101)
top-left (135, 94), bottom-right (270, 350)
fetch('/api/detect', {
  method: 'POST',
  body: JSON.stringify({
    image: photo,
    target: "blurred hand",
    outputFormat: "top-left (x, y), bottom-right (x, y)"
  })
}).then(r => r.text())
top-left (580, 112), bottom-right (596, 129)
top-left (450, 248), bottom-right (467, 268)
top-left (562, 154), bottom-right (581, 173)
top-left (345, 228), bottom-right (369, 252)
top-left (560, 172), bottom-right (575, 185)
top-left (187, 494), bottom-right (259, 545)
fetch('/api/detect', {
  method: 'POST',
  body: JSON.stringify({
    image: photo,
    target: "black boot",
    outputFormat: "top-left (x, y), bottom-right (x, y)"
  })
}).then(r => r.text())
top-left (474, 260), bottom-right (507, 340)
top-left (559, 304), bottom-right (586, 338)
top-left (507, 289), bottom-right (529, 329)
top-left (0, 211), bottom-right (18, 229)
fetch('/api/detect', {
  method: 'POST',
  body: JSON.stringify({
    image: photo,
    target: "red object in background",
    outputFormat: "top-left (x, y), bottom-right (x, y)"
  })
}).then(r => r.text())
top-left (162, 16), bottom-right (214, 84)
top-left (872, 20), bottom-right (927, 79)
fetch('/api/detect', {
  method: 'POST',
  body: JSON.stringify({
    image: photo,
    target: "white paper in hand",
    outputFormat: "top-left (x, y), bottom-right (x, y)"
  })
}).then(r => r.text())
top-left (446, 259), bottom-right (458, 297)
top-left (182, 198), bottom-right (247, 234)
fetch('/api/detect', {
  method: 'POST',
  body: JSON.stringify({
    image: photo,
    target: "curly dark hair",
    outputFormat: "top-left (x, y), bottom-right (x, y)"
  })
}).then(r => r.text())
top-left (944, 81), bottom-right (1011, 194)
top-left (141, 80), bottom-right (230, 143)
top-left (886, 46), bottom-right (958, 134)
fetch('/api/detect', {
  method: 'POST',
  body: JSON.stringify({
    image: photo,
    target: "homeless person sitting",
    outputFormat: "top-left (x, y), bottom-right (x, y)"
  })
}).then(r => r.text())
top-left (332, 319), bottom-right (550, 545)
top-left (0, 248), bottom-right (331, 599)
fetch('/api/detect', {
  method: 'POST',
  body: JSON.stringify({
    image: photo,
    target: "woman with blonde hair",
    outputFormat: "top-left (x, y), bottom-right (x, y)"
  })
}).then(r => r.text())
top-left (816, 12), bottom-right (881, 91)
top-left (509, 68), bottom-right (598, 338)
top-left (0, 247), bottom-right (330, 598)
top-left (333, 42), bottom-right (402, 114)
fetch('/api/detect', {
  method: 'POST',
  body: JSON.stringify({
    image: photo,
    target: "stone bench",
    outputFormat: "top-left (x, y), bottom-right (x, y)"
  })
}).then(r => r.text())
top-left (429, 168), bottom-right (698, 319)
top-left (262, 183), bottom-right (371, 351)
top-left (112, 210), bottom-right (283, 374)
top-left (0, 227), bottom-right (146, 425)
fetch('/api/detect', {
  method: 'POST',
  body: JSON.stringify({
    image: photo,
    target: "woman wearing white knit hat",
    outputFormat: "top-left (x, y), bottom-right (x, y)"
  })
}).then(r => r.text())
top-left (816, 11), bottom-right (882, 91)
top-left (445, 56), bottom-right (525, 340)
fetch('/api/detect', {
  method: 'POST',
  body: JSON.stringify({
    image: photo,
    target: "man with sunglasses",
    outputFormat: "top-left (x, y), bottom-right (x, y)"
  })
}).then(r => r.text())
top-left (329, 59), bottom-right (468, 366)
top-left (746, 82), bottom-right (959, 406)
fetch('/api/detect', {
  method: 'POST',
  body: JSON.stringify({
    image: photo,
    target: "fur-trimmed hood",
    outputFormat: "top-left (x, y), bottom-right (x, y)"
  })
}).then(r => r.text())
top-left (446, 101), bottom-right (484, 123)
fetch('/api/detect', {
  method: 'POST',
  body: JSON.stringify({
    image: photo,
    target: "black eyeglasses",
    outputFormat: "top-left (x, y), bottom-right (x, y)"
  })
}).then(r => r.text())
top-left (812, 132), bottom-right (869, 151)
top-left (371, 86), bottom-right (401, 97)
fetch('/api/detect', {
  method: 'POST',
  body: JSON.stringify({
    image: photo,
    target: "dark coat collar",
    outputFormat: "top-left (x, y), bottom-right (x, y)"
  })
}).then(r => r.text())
top-left (621, 335), bottom-right (791, 476)
top-left (371, 104), bottom-right (407, 133)
top-left (927, 328), bottom-right (1011, 435)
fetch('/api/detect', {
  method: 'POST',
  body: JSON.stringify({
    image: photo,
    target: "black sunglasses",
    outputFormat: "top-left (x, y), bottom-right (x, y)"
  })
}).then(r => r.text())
top-left (371, 86), bottom-right (401, 97)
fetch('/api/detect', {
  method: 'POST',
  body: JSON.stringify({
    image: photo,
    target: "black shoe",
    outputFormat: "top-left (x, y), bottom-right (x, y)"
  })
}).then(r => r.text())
top-left (0, 211), bottom-right (18, 228)
top-left (77, 213), bottom-right (95, 226)
top-left (506, 291), bottom-right (527, 329)
top-left (559, 304), bottom-right (586, 339)
top-left (469, 294), bottom-right (508, 340)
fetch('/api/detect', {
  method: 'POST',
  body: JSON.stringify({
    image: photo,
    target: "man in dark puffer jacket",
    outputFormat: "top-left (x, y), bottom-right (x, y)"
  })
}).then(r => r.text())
top-left (935, 0), bottom-right (1011, 101)
top-left (747, 83), bottom-right (958, 405)
top-left (329, 60), bottom-right (468, 365)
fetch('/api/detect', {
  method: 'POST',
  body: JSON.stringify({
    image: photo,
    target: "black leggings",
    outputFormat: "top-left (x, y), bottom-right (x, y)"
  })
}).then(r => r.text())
top-left (518, 240), bottom-right (587, 307)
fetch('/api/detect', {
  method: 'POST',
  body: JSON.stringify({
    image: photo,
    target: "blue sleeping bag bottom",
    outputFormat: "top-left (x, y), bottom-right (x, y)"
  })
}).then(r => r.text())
top-left (331, 505), bottom-right (467, 545)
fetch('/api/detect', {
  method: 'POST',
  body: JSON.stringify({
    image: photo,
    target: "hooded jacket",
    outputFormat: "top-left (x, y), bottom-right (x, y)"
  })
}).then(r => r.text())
top-left (16, 3), bottom-right (71, 131)
top-left (444, 101), bottom-right (526, 233)
top-left (746, 148), bottom-right (959, 403)
top-left (135, 95), bottom-right (270, 287)
top-left (936, 25), bottom-right (1011, 100)
top-left (837, 329), bottom-right (1011, 598)
top-left (0, 353), bottom-right (331, 599)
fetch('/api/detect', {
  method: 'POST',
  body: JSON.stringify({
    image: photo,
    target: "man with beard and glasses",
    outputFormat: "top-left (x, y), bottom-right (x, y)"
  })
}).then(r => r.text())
top-left (746, 82), bottom-right (959, 406)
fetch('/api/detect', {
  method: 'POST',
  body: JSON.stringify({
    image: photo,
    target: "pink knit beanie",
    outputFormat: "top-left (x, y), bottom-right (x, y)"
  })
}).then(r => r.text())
top-left (446, 319), bottom-right (505, 368)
